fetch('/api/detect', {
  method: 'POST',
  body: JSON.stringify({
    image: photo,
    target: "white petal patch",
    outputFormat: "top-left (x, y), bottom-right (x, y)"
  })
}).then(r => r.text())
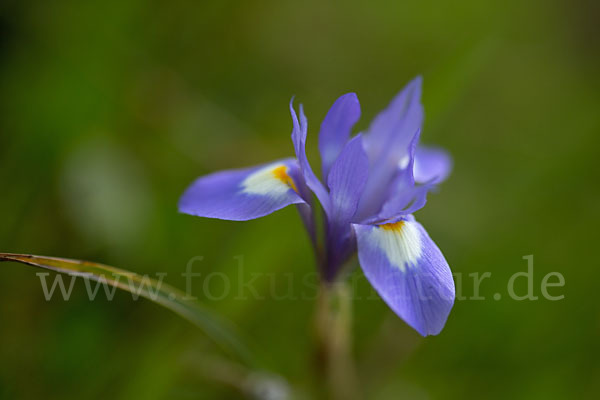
top-left (398, 154), bottom-right (410, 170)
top-left (241, 162), bottom-right (295, 198)
top-left (368, 219), bottom-right (422, 272)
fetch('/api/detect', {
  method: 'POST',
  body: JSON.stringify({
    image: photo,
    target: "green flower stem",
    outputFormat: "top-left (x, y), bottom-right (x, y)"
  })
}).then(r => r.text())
top-left (315, 281), bottom-right (360, 400)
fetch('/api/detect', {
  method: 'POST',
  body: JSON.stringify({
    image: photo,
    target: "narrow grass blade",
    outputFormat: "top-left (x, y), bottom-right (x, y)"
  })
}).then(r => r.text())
top-left (0, 252), bottom-right (255, 366)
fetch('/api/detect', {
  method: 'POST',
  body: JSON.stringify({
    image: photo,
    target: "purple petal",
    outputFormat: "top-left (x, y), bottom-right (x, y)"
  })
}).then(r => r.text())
top-left (357, 77), bottom-right (424, 220)
top-left (363, 77), bottom-right (423, 161)
top-left (353, 216), bottom-right (455, 336)
top-left (290, 100), bottom-right (332, 214)
top-left (323, 134), bottom-right (369, 279)
top-left (374, 143), bottom-right (451, 221)
top-left (179, 159), bottom-right (306, 221)
top-left (414, 146), bottom-right (452, 184)
top-left (373, 129), bottom-right (428, 220)
top-left (319, 93), bottom-right (361, 180)
top-left (327, 134), bottom-right (369, 223)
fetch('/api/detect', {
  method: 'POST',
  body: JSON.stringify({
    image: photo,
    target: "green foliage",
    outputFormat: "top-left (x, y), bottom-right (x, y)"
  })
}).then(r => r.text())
top-left (0, 253), bottom-right (254, 366)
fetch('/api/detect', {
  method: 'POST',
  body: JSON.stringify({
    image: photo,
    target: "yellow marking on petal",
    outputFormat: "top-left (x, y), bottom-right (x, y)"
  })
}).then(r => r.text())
top-left (380, 220), bottom-right (405, 232)
top-left (272, 165), bottom-right (298, 193)
top-left (242, 162), bottom-right (296, 197)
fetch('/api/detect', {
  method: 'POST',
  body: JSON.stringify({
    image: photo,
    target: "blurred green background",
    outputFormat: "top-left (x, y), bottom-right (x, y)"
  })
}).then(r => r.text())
top-left (1, 0), bottom-right (598, 398)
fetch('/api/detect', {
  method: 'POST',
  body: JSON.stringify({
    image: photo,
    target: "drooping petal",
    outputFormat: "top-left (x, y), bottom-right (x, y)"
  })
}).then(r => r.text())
top-left (356, 77), bottom-right (424, 220)
top-left (319, 93), bottom-right (361, 180)
top-left (414, 146), bottom-right (452, 184)
top-left (290, 100), bottom-right (332, 214)
top-left (323, 134), bottom-right (369, 279)
top-left (353, 216), bottom-right (454, 336)
top-left (179, 159), bottom-right (306, 221)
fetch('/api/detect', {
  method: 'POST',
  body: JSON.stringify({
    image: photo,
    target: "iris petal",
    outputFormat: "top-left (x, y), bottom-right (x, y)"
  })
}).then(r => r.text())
top-left (357, 77), bottom-right (424, 220)
top-left (353, 216), bottom-right (454, 336)
top-left (324, 134), bottom-right (369, 278)
top-left (375, 147), bottom-right (451, 221)
top-left (318, 93), bottom-right (361, 181)
top-left (179, 159), bottom-right (306, 221)
top-left (414, 146), bottom-right (452, 184)
top-left (374, 128), bottom-right (428, 220)
top-left (327, 134), bottom-right (369, 223)
top-left (290, 100), bottom-right (332, 215)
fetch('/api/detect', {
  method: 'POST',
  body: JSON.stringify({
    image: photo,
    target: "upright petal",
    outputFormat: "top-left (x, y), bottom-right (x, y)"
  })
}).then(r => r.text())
top-left (327, 134), bottom-right (369, 224)
top-left (362, 76), bottom-right (423, 161)
top-left (179, 159), bottom-right (306, 221)
top-left (319, 93), bottom-right (361, 180)
top-left (290, 100), bottom-right (332, 214)
top-left (414, 146), bottom-right (452, 184)
top-left (373, 129), bottom-right (427, 220)
top-left (353, 216), bottom-right (454, 336)
top-left (357, 77), bottom-right (424, 220)
top-left (374, 142), bottom-right (452, 221)
top-left (323, 134), bottom-right (369, 279)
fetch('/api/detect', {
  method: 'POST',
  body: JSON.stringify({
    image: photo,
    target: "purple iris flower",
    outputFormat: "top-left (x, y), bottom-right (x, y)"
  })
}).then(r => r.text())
top-left (179, 77), bottom-right (454, 336)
